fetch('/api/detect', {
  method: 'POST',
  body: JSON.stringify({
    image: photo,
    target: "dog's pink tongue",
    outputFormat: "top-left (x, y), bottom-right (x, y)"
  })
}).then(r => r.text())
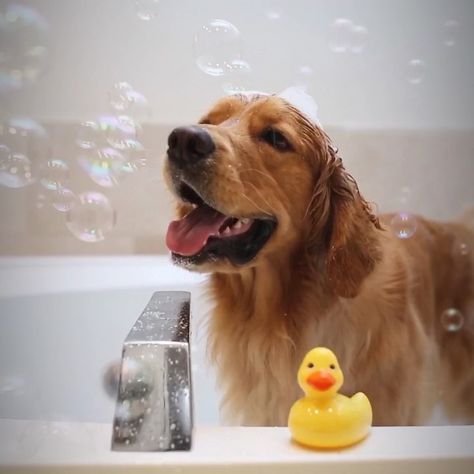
top-left (166, 205), bottom-right (228, 256)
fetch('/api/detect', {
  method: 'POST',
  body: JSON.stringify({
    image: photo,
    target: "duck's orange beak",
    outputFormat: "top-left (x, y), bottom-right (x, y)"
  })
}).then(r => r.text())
top-left (307, 370), bottom-right (336, 391)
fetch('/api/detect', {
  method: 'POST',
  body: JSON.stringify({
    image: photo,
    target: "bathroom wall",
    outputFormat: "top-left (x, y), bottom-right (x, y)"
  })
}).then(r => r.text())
top-left (1, 0), bottom-right (473, 255)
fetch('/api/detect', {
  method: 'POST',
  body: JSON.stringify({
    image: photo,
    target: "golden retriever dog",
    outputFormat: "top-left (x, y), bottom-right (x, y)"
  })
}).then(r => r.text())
top-left (163, 92), bottom-right (474, 426)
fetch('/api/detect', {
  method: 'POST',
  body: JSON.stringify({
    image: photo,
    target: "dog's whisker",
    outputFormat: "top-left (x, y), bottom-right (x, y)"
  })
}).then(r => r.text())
top-left (238, 167), bottom-right (278, 186)
top-left (225, 174), bottom-right (273, 217)
top-left (239, 180), bottom-right (275, 217)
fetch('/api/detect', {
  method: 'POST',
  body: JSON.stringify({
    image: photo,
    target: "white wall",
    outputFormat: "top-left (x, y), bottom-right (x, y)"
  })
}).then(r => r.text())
top-left (0, 0), bottom-right (473, 256)
top-left (4, 0), bottom-right (474, 129)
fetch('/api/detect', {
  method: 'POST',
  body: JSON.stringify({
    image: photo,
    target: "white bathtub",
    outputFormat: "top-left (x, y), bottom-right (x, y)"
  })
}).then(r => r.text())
top-left (0, 256), bottom-right (473, 473)
top-left (0, 256), bottom-right (218, 426)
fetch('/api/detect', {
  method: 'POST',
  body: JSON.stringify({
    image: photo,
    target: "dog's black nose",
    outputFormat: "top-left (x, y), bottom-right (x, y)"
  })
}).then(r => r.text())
top-left (167, 126), bottom-right (215, 165)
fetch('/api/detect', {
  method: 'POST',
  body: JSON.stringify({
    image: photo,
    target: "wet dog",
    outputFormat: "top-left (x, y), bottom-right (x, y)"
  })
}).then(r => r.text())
top-left (164, 92), bottom-right (474, 426)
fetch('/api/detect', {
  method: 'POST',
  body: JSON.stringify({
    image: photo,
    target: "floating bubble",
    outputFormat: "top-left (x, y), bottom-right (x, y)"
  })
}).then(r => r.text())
top-left (76, 120), bottom-right (100, 150)
top-left (121, 139), bottom-right (148, 173)
top-left (98, 115), bottom-right (140, 150)
top-left (78, 147), bottom-right (127, 188)
top-left (0, 151), bottom-right (34, 188)
top-left (126, 89), bottom-right (151, 121)
top-left (294, 65), bottom-right (314, 92)
top-left (329, 18), bottom-right (353, 53)
top-left (222, 59), bottom-right (252, 95)
top-left (52, 187), bottom-right (75, 212)
top-left (0, 375), bottom-right (26, 396)
top-left (441, 308), bottom-right (464, 332)
top-left (66, 191), bottom-right (116, 242)
top-left (351, 25), bottom-right (368, 53)
top-left (390, 212), bottom-right (417, 239)
top-left (329, 19), bottom-right (369, 54)
top-left (109, 83), bottom-right (150, 121)
top-left (0, 143), bottom-right (9, 162)
top-left (265, 7), bottom-right (283, 21)
top-left (39, 159), bottom-right (69, 191)
top-left (194, 19), bottom-right (242, 76)
top-left (135, 0), bottom-right (160, 21)
top-left (34, 191), bottom-right (50, 211)
top-left (0, 118), bottom-right (48, 155)
top-left (407, 59), bottom-right (426, 85)
top-left (456, 242), bottom-right (470, 257)
top-left (109, 82), bottom-right (133, 112)
top-left (443, 19), bottom-right (459, 47)
top-left (0, 4), bottom-right (49, 93)
top-left (102, 360), bottom-right (122, 399)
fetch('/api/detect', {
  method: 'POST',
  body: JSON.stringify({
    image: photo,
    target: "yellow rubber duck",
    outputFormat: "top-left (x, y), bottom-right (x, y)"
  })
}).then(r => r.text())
top-left (288, 347), bottom-right (372, 449)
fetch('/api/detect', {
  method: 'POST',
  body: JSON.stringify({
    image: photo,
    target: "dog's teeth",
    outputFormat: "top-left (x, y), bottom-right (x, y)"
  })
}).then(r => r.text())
top-left (224, 227), bottom-right (231, 234)
top-left (241, 218), bottom-right (250, 225)
top-left (234, 220), bottom-right (242, 229)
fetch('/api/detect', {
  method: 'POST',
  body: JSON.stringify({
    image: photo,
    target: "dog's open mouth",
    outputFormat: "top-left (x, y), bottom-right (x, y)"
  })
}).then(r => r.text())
top-left (166, 182), bottom-right (277, 266)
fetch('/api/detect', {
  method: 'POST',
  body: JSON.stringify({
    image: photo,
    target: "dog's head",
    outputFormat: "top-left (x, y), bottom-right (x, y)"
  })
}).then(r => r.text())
top-left (164, 93), bottom-right (381, 297)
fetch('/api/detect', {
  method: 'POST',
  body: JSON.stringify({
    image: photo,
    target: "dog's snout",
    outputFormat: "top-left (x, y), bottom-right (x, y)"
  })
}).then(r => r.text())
top-left (167, 126), bottom-right (215, 165)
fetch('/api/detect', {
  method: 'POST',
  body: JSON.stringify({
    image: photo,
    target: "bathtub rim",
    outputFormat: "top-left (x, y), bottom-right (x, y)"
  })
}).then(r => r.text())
top-left (0, 419), bottom-right (473, 473)
top-left (0, 255), bottom-right (206, 298)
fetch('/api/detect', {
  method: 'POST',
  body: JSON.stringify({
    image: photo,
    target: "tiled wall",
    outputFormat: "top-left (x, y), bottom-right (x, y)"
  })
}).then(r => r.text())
top-left (0, 124), bottom-right (473, 255)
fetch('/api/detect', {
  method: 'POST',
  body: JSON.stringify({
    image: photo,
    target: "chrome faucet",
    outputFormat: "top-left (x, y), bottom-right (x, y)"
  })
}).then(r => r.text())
top-left (111, 291), bottom-right (193, 451)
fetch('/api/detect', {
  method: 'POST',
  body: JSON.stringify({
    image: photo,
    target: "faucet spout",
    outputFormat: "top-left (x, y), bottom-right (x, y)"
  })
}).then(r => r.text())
top-left (111, 291), bottom-right (193, 451)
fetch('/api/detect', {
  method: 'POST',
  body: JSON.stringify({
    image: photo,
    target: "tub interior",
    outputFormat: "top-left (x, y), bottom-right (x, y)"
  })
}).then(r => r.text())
top-left (0, 264), bottom-right (219, 426)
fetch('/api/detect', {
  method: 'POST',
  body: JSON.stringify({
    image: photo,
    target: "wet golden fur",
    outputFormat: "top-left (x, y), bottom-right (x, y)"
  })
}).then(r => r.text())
top-left (165, 94), bottom-right (474, 426)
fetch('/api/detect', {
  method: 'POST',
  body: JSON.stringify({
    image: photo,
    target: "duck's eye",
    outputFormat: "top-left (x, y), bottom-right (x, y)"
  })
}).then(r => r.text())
top-left (260, 128), bottom-right (292, 151)
top-left (307, 362), bottom-right (314, 368)
top-left (330, 364), bottom-right (336, 370)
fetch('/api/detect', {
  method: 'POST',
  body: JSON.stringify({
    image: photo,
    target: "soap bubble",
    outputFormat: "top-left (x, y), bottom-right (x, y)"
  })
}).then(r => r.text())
top-left (329, 19), bottom-right (369, 54)
top-left (34, 191), bottom-right (50, 211)
top-left (441, 308), bottom-right (464, 332)
top-left (125, 89), bottom-right (150, 120)
top-left (0, 375), bottom-right (26, 397)
top-left (194, 19), bottom-right (242, 76)
top-left (99, 115), bottom-right (140, 150)
top-left (397, 185), bottom-right (412, 207)
top-left (135, 0), bottom-right (160, 21)
top-left (454, 241), bottom-right (470, 257)
top-left (329, 18), bottom-right (353, 53)
top-left (265, 7), bottom-right (283, 21)
top-left (66, 191), bottom-right (116, 242)
top-left (102, 360), bottom-right (122, 399)
top-left (443, 19), bottom-right (459, 47)
top-left (294, 65), bottom-right (314, 92)
top-left (78, 147), bottom-right (127, 188)
top-left (109, 82), bottom-right (150, 121)
top-left (222, 59), bottom-right (252, 95)
top-left (0, 4), bottom-right (49, 93)
top-left (0, 144), bottom-right (10, 162)
top-left (109, 82), bottom-right (133, 112)
top-left (407, 59), bottom-right (426, 85)
top-left (76, 120), bottom-right (100, 150)
top-left (120, 358), bottom-right (154, 399)
top-left (0, 118), bottom-right (48, 155)
top-left (390, 212), bottom-right (417, 239)
top-left (51, 187), bottom-right (75, 212)
top-left (39, 159), bottom-right (69, 191)
top-left (0, 151), bottom-right (34, 188)
top-left (121, 139), bottom-right (148, 172)
top-left (351, 25), bottom-right (368, 53)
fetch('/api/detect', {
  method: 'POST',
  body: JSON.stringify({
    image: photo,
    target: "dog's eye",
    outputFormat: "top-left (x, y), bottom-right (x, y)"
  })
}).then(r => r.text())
top-left (260, 128), bottom-right (292, 151)
top-left (307, 362), bottom-right (314, 368)
top-left (330, 364), bottom-right (336, 370)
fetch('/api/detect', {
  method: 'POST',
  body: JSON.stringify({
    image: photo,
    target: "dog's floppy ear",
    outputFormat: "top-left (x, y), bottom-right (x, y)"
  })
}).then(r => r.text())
top-left (322, 146), bottom-right (382, 298)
